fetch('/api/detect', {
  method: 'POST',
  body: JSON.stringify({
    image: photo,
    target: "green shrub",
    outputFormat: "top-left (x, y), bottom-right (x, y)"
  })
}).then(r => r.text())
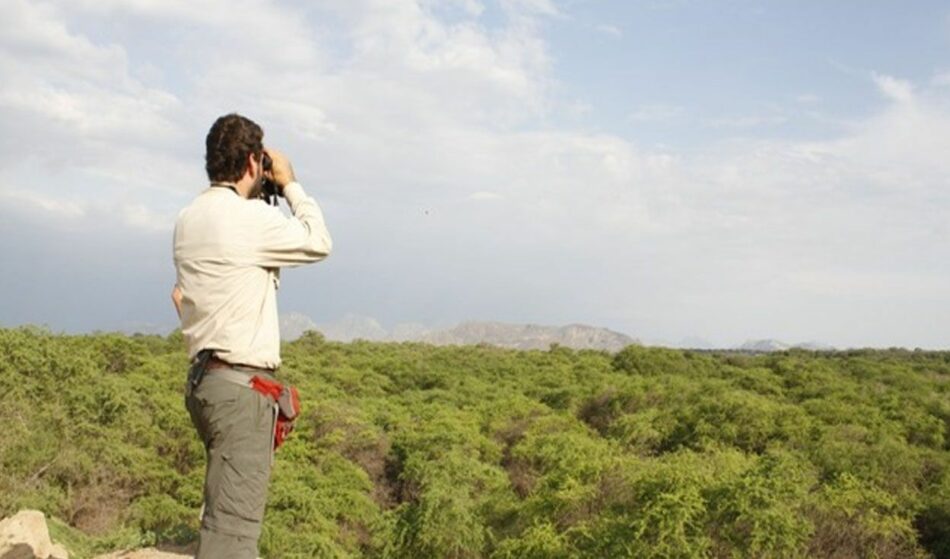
top-left (0, 328), bottom-right (947, 558)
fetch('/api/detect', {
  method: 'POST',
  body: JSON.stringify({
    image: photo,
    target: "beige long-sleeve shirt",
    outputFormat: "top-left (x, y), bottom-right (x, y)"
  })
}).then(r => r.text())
top-left (173, 182), bottom-right (332, 369)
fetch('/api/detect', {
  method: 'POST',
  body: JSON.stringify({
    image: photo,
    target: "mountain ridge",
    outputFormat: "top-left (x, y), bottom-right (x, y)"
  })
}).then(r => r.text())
top-left (279, 312), bottom-right (639, 351)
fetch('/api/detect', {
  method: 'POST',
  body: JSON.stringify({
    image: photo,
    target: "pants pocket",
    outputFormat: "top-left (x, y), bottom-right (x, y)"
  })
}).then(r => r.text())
top-left (217, 451), bottom-right (269, 523)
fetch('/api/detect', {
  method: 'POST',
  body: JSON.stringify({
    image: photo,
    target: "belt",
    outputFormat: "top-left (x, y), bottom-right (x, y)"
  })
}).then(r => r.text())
top-left (206, 356), bottom-right (276, 374)
top-left (205, 366), bottom-right (256, 387)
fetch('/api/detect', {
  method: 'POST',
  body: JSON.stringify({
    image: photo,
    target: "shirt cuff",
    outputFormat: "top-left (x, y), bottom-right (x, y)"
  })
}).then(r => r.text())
top-left (282, 181), bottom-right (305, 208)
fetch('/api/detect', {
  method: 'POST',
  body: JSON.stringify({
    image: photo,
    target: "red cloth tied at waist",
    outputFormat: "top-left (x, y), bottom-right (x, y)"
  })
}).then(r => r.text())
top-left (249, 375), bottom-right (301, 450)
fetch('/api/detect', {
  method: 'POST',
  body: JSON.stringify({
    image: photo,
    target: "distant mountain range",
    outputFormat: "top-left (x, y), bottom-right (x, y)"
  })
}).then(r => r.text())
top-left (279, 312), bottom-right (639, 351)
top-left (112, 313), bottom-right (835, 353)
top-left (421, 321), bottom-right (639, 351)
top-left (735, 339), bottom-right (836, 352)
top-left (280, 313), bottom-right (838, 352)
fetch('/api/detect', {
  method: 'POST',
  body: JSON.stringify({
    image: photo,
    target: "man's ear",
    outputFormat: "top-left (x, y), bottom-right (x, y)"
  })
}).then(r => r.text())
top-left (244, 151), bottom-right (259, 179)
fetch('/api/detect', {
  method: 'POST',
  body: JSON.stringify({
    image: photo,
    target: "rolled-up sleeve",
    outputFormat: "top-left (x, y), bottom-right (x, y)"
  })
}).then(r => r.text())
top-left (251, 182), bottom-right (332, 267)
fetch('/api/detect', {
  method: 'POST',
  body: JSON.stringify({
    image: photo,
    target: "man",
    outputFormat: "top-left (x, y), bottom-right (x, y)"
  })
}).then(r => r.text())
top-left (171, 113), bottom-right (332, 558)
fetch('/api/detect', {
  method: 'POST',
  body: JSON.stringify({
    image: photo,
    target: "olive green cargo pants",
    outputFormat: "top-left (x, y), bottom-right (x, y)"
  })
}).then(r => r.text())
top-left (185, 367), bottom-right (276, 559)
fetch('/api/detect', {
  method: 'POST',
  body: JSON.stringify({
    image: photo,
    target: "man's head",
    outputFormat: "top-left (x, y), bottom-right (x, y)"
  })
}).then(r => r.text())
top-left (205, 113), bottom-right (265, 195)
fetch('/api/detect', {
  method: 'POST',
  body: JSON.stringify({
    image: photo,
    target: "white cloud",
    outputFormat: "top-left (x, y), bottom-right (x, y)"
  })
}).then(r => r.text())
top-left (500, 0), bottom-right (561, 18)
top-left (872, 72), bottom-right (914, 103)
top-left (704, 114), bottom-right (788, 128)
top-left (0, 0), bottom-right (181, 135)
top-left (788, 269), bottom-right (947, 299)
top-left (469, 191), bottom-right (504, 200)
top-left (0, 180), bottom-right (180, 234)
top-left (0, 0), bottom-right (196, 224)
top-left (595, 23), bottom-right (622, 38)
top-left (59, 0), bottom-right (322, 69)
top-left (932, 71), bottom-right (950, 87)
top-left (628, 104), bottom-right (684, 122)
top-left (0, 189), bottom-right (86, 219)
top-left (0, 0), bottom-right (565, 230)
top-left (122, 202), bottom-right (173, 232)
top-left (434, 0), bottom-right (486, 17)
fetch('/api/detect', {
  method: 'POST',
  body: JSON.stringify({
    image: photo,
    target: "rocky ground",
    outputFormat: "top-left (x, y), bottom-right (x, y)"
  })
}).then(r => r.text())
top-left (0, 510), bottom-right (190, 559)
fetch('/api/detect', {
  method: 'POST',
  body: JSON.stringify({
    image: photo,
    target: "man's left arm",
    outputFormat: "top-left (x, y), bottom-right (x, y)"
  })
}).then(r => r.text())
top-left (250, 148), bottom-right (333, 268)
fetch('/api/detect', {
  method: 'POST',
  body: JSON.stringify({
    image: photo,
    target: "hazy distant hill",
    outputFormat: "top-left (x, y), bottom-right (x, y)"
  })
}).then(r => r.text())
top-left (280, 313), bottom-right (843, 353)
top-left (280, 313), bottom-right (638, 351)
top-left (389, 322), bottom-right (431, 342)
top-left (419, 320), bottom-right (638, 351)
top-left (313, 312), bottom-right (388, 342)
top-left (736, 339), bottom-right (836, 352)
top-left (677, 336), bottom-right (716, 349)
top-left (280, 312), bottom-right (408, 343)
top-left (737, 339), bottom-right (793, 352)
top-left (278, 312), bottom-right (321, 341)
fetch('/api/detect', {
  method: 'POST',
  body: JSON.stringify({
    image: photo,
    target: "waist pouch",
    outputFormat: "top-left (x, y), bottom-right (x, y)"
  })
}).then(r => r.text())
top-left (249, 375), bottom-right (301, 450)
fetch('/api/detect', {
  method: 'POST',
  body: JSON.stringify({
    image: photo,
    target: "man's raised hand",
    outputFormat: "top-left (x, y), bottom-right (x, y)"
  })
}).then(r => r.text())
top-left (263, 147), bottom-right (296, 192)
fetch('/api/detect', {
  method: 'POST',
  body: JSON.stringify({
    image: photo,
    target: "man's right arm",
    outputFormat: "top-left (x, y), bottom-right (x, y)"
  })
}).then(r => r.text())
top-left (171, 284), bottom-right (183, 319)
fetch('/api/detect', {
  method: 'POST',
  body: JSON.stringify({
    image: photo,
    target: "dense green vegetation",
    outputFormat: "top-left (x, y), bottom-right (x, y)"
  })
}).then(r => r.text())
top-left (0, 326), bottom-right (948, 558)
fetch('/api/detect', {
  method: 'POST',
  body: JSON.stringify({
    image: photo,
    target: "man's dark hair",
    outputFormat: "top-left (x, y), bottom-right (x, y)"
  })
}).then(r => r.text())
top-left (205, 113), bottom-right (264, 182)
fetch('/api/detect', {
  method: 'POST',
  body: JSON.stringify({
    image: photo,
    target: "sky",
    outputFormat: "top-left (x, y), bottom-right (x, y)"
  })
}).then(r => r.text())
top-left (1, 0), bottom-right (949, 349)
